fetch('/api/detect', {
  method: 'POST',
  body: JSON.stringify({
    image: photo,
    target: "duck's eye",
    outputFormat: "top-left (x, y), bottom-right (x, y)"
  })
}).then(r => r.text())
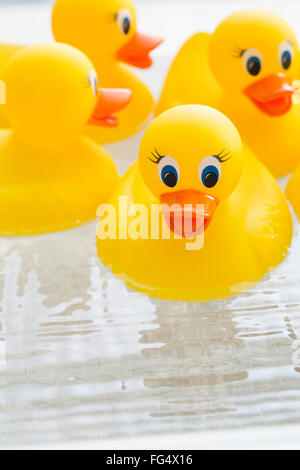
top-left (281, 51), bottom-right (292, 69)
top-left (279, 41), bottom-right (294, 70)
top-left (242, 49), bottom-right (263, 76)
top-left (88, 70), bottom-right (98, 97)
top-left (117, 9), bottom-right (132, 35)
top-left (246, 57), bottom-right (261, 76)
top-left (158, 157), bottom-right (180, 188)
top-left (161, 166), bottom-right (178, 187)
top-left (199, 156), bottom-right (222, 189)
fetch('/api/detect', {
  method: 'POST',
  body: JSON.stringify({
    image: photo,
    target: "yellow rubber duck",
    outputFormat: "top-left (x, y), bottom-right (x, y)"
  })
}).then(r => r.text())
top-left (96, 105), bottom-right (292, 302)
top-left (156, 9), bottom-right (300, 177)
top-left (52, 0), bottom-right (163, 144)
top-left (0, 43), bottom-right (131, 236)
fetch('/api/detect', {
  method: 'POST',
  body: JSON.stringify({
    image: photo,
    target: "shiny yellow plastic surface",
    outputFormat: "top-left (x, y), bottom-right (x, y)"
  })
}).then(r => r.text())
top-left (96, 106), bottom-right (292, 302)
top-left (0, 43), bottom-right (22, 129)
top-left (156, 9), bottom-right (300, 177)
top-left (0, 43), bottom-right (119, 236)
top-left (52, 0), bottom-right (161, 144)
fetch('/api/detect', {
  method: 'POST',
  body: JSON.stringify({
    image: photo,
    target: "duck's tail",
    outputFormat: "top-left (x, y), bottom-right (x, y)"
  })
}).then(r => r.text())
top-left (155, 32), bottom-right (220, 116)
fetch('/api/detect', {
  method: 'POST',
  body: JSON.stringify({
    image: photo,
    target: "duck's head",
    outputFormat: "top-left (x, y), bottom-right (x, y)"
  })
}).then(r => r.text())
top-left (139, 105), bottom-right (243, 238)
top-left (209, 9), bottom-right (299, 117)
top-left (3, 43), bottom-right (131, 146)
top-left (52, 0), bottom-right (162, 69)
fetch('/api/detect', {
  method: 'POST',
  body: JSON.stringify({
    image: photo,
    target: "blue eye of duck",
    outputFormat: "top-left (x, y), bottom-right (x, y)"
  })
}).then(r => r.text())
top-left (199, 156), bottom-right (223, 189)
top-left (161, 164), bottom-right (178, 188)
top-left (117, 9), bottom-right (132, 35)
top-left (122, 17), bottom-right (130, 34)
top-left (246, 56), bottom-right (261, 76)
top-left (281, 50), bottom-right (292, 70)
top-left (201, 165), bottom-right (220, 188)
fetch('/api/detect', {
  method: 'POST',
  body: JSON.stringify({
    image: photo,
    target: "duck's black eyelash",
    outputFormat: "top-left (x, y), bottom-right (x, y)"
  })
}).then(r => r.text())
top-left (231, 46), bottom-right (246, 58)
top-left (106, 12), bottom-right (117, 23)
top-left (149, 148), bottom-right (165, 164)
top-left (214, 149), bottom-right (232, 163)
top-left (82, 78), bottom-right (91, 89)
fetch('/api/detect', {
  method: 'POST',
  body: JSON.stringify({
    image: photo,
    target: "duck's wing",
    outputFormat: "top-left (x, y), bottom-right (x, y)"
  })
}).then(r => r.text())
top-left (155, 32), bottom-right (221, 116)
top-left (244, 150), bottom-right (293, 271)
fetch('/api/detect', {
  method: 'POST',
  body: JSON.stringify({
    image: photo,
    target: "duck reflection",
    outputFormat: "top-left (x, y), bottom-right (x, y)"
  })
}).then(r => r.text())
top-left (140, 298), bottom-right (249, 391)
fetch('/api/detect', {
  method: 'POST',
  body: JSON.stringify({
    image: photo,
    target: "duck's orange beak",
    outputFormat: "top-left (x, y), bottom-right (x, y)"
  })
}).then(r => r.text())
top-left (88, 88), bottom-right (132, 127)
top-left (243, 73), bottom-right (295, 116)
top-left (117, 32), bottom-right (163, 69)
top-left (160, 190), bottom-right (219, 239)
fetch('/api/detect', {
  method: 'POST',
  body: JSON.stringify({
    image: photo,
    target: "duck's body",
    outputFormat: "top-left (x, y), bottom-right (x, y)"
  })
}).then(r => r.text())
top-left (0, 43), bottom-right (132, 236)
top-left (156, 9), bottom-right (300, 177)
top-left (0, 44), bottom-right (22, 77)
top-left (52, 0), bottom-right (162, 143)
top-left (97, 106), bottom-right (292, 302)
top-left (156, 33), bottom-right (220, 112)
top-left (0, 131), bottom-right (118, 235)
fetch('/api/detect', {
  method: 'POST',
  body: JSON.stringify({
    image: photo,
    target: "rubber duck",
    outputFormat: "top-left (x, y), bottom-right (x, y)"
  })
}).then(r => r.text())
top-left (96, 105), bottom-right (292, 302)
top-left (156, 9), bottom-right (300, 177)
top-left (0, 43), bottom-right (131, 236)
top-left (52, 0), bottom-right (163, 144)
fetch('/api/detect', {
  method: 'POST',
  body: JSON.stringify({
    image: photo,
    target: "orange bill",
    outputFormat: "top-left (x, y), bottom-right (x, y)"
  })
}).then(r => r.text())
top-left (117, 32), bottom-right (163, 69)
top-left (243, 73), bottom-right (295, 116)
top-left (89, 88), bottom-right (132, 127)
top-left (160, 189), bottom-right (219, 239)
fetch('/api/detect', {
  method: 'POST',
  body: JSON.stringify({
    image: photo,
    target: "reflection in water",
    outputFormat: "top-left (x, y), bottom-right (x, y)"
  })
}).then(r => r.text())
top-left (141, 300), bottom-right (248, 388)
top-left (0, 217), bottom-right (299, 445)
